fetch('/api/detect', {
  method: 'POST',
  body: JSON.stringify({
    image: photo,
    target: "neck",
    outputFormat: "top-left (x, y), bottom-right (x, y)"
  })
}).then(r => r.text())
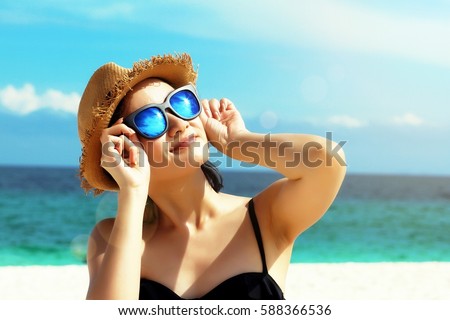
top-left (149, 168), bottom-right (221, 231)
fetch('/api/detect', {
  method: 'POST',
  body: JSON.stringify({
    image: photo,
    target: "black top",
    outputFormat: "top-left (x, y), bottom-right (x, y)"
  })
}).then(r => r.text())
top-left (139, 199), bottom-right (285, 300)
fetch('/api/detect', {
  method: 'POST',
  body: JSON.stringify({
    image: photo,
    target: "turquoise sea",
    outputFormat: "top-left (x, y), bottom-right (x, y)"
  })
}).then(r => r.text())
top-left (0, 166), bottom-right (449, 266)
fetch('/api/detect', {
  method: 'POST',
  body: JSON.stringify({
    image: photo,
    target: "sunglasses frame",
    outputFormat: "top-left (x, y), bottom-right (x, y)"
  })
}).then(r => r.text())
top-left (123, 84), bottom-right (201, 139)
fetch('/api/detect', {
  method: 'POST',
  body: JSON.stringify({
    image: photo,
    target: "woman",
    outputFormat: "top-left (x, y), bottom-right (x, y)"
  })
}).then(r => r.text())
top-left (78, 53), bottom-right (346, 300)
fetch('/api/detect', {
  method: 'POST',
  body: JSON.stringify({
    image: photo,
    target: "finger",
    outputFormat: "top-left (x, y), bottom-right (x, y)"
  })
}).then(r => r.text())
top-left (128, 145), bottom-right (139, 167)
top-left (100, 139), bottom-right (123, 168)
top-left (220, 98), bottom-right (234, 111)
top-left (113, 135), bottom-right (125, 156)
top-left (219, 98), bottom-right (227, 112)
top-left (201, 99), bottom-right (212, 118)
top-left (127, 132), bottom-right (148, 158)
top-left (199, 105), bottom-right (209, 126)
top-left (116, 135), bottom-right (139, 160)
top-left (209, 99), bottom-right (221, 120)
top-left (122, 135), bottom-right (135, 162)
top-left (100, 125), bottom-right (135, 146)
top-left (123, 135), bottom-right (134, 149)
top-left (124, 135), bottom-right (147, 167)
top-left (118, 135), bottom-right (133, 167)
top-left (108, 123), bottom-right (136, 136)
top-left (112, 117), bottom-right (124, 125)
top-left (125, 134), bottom-right (146, 154)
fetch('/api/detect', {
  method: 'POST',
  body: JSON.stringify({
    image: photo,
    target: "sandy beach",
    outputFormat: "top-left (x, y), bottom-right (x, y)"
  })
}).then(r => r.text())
top-left (1, 262), bottom-right (449, 300)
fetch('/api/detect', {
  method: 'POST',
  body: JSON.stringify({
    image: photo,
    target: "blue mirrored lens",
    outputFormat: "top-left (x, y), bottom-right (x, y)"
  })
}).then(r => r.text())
top-left (134, 107), bottom-right (167, 138)
top-left (169, 90), bottom-right (200, 118)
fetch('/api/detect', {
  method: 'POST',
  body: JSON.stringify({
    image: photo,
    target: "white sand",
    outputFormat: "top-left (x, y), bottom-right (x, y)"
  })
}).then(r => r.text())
top-left (1, 262), bottom-right (449, 300)
top-left (285, 262), bottom-right (450, 300)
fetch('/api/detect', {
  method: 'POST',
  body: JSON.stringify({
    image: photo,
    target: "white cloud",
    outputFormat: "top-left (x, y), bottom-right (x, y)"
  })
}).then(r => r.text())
top-left (300, 1), bottom-right (450, 68)
top-left (0, 84), bottom-right (80, 115)
top-left (175, 0), bottom-right (450, 68)
top-left (0, 84), bottom-right (39, 114)
top-left (392, 113), bottom-right (424, 126)
top-left (3, 1), bottom-right (450, 68)
top-left (327, 115), bottom-right (365, 128)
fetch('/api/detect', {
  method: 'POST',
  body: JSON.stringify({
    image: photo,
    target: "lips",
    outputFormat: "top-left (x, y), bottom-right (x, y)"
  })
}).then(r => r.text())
top-left (170, 134), bottom-right (196, 152)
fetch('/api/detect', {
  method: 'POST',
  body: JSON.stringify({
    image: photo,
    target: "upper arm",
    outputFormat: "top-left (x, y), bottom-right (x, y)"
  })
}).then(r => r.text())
top-left (258, 156), bottom-right (346, 244)
top-left (86, 218), bottom-right (115, 284)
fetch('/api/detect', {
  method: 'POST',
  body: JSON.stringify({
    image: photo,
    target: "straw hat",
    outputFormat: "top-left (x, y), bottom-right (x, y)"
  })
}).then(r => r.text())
top-left (78, 53), bottom-right (197, 194)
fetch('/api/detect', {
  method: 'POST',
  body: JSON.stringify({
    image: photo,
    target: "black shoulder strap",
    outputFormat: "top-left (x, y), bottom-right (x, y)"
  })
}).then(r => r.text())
top-left (248, 198), bottom-right (268, 274)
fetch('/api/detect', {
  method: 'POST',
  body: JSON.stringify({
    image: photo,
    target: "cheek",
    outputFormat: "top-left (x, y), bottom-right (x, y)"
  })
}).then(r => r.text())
top-left (191, 117), bottom-right (207, 138)
top-left (140, 139), bottom-right (169, 167)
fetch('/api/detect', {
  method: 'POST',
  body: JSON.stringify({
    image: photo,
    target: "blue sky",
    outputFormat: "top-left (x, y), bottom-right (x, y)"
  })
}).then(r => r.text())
top-left (0, 0), bottom-right (449, 175)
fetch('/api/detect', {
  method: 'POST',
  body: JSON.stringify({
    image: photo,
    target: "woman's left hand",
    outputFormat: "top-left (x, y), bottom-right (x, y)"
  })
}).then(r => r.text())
top-left (200, 98), bottom-right (248, 155)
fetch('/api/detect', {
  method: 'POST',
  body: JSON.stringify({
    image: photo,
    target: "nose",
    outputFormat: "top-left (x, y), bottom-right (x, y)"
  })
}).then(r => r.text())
top-left (166, 112), bottom-right (189, 137)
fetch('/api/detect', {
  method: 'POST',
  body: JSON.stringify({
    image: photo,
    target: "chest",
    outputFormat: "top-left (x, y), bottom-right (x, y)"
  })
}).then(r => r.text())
top-left (140, 212), bottom-right (264, 297)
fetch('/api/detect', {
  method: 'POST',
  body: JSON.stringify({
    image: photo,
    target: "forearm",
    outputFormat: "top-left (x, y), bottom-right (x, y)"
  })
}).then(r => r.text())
top-left (227, 131), bottom-right (346, 180)
top-left (86, 188), bottom-right (147, 300)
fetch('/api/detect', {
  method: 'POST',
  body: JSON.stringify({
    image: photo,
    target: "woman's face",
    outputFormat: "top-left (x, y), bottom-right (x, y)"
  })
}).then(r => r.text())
top-left (122, 78), bottom-right (209, 178)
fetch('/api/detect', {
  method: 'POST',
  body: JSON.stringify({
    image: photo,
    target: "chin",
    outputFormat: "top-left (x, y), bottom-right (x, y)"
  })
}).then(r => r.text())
top-left (150, 156), bottom-right (207, 183)
top-left (173, 152), bottom-right (208, 170)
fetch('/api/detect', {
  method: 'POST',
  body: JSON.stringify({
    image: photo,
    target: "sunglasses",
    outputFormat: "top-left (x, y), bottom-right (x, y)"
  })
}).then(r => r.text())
top-left (123, 84), bottom-right (201, 139)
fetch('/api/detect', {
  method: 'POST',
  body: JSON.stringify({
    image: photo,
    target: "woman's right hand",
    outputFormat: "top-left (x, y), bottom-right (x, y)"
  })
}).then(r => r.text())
top-left (100, 118), bottom-right (150, 191)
